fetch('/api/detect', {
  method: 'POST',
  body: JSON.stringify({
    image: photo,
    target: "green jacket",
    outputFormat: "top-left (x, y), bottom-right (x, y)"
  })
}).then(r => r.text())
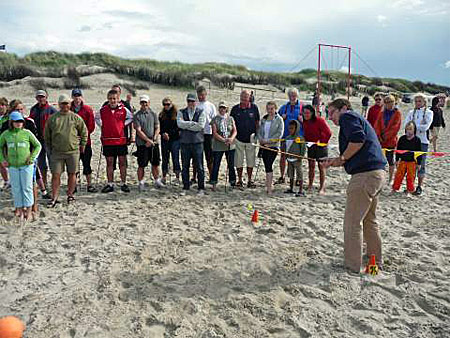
top-left (44, 111), bottom-right (88, 154)
top-left (0, 128), bottom-right (42, 167)
top-left (286, 120), bottom-right (306, 160)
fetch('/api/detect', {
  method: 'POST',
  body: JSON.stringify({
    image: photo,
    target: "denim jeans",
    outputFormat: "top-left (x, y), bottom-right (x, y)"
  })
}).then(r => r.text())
top-left (181, 143), bottom-right (204, 190)
top-left (9, 165), bottom-right (34, 208)
top-left (418, 143), bottom-right (428, 178)
top-left (211, 149), bottom-right (236, 185)
top-left (161, 139), bottom-right (181, 175)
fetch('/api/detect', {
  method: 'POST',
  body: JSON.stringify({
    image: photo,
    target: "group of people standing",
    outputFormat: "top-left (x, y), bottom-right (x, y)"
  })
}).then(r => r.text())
top-left (364, 92), bottom-right (446, 196)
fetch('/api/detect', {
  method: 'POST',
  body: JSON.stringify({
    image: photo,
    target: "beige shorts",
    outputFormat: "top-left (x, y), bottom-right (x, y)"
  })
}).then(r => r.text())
top-left (287, 160), bottom-right (303, 180)
top-left (50, 152), bottom-right (79, 174)
top-left (234, 139), bottom-right (256, 168)
top-left (431, 127), bottom-right (441, 139)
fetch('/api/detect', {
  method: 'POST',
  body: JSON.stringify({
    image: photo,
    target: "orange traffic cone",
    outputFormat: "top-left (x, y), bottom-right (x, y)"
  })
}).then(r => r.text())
top-left (251, 209), bottom-right (259, 224)
top-left (365, 254), bottom-right (379, 275)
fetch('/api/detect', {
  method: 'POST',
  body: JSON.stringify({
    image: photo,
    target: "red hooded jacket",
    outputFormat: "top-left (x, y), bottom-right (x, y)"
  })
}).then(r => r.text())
top-left (71, 102), bottom-right (95, 146)
top-left (99, 103), bottom-right (128, 146)
top-left (374, 108), bottom-right (402, 148)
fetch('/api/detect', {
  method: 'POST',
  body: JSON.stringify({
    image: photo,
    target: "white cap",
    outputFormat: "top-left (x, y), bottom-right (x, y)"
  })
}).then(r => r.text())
top-left (139, 95), bottom-right (150, 102)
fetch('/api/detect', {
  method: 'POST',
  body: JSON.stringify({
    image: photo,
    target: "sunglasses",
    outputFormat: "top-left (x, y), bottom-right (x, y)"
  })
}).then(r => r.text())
top-left (60, 102), bottom-right (70, 105)
top-left (163, 103), bottom-right (171, 106)
top-left (187, 100), bottom-right (196, 102)
top-left (73, 94), bottom-right (82, 97)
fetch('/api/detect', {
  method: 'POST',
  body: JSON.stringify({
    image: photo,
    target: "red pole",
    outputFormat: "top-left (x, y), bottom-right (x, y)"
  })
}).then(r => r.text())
top-left (347, 46), bottom-right (351, 99)
top-left (317, 44), bottom-right (321, 109)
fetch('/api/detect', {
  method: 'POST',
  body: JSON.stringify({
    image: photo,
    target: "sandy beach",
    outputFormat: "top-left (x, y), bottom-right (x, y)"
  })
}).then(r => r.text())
top-left (0, 75), bottom-right (449, 337)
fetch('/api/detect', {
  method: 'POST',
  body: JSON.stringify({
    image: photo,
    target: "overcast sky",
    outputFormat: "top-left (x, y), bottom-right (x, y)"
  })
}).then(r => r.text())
top-left (1, 0), bottom-right (449, 85)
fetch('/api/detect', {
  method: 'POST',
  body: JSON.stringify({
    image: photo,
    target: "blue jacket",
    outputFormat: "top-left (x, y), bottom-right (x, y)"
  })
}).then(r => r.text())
top-left (278, 100), bottom-right (304, 138)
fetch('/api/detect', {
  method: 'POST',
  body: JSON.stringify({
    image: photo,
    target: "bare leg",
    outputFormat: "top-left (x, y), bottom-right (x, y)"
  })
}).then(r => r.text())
top-left (0, 164), bottom-right (8, 182)
top-left (152, 165), bottom-right (160, 180)
top-left (118, 156), bottom-right (127, 183)
top-left (432, 137), bottom-right (437, 153)
top-left (247, 167), bottom-right (253, 182)
top-left (51, 173), bottom-right (61, 201)
top-left (418, 176), bottom-right (424, 188)
top-left (237, 167), bottom-right (243, 183)
top-left (42, 168), bottom-right (48, 189)
top-left (308, 160), bottom-right (315, 191)
top-left (25, 207), bottom-right (32, 220)
top-left (106, 157), bottom-right (114, 183)
top-left (388, 165), bottom-right (395, 185)
top-left (137, 167), bottom-right (145, 181)
top-left (32, 185), bottom-right (38, 212)
top-left (67, 173), bottom-right (77, 197)
top-left (86, 173), bottom-right (92, 186)
top-left (318, 162), bottom-right (326, 195)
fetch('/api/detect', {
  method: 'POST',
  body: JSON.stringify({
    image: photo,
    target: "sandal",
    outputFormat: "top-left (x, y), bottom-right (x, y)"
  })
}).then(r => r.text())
top-left (247, 181), bottom-right (256, 189)
top-left (67, 196), bottom-right (75, 204)
top-left (47, 199), bottom-right (60, 208)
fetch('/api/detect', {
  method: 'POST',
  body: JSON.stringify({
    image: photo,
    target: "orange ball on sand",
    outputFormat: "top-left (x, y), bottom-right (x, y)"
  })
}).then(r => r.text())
top-left (0, 316), bottom-right (25, 338)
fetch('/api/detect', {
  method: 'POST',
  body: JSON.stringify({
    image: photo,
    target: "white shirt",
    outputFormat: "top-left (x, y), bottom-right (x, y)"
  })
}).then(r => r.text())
top-left (263, 120), bottom-right (272, 140)
top-left (404, 107), bottom-right (433, 144)
top-left (197, 101), bottom-right (217, 135)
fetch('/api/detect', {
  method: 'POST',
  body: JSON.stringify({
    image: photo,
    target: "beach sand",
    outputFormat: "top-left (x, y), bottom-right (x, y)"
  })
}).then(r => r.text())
top-left (0, 75), bottom-right (449, 337)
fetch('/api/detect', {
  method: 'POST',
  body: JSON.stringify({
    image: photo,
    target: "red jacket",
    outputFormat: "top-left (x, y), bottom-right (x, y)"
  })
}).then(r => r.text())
top-left (71, 102), bottom-right (95, 146)
top-left (367, 104), bottom-right (382, 128)
top-left (29, 102), bottom-right (57, 141)
top-left (99, 104), bottom-right (128, 146)
top-left (374, 108), bottom-right (402, 148)
top-left (303, 117), bottom-right (332, 143)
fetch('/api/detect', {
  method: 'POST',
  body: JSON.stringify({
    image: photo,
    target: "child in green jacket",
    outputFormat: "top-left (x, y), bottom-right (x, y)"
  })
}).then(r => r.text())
top-left (0, 111), bottom-right (41, 220)
top-left (284, 120), bottom-right (306, 196)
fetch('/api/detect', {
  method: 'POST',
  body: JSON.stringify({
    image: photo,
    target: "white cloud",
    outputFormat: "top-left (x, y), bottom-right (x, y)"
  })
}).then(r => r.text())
top-left (377, 15), bottom-right (388, 27)
top-left (445, 61), bottom-right (450, 69)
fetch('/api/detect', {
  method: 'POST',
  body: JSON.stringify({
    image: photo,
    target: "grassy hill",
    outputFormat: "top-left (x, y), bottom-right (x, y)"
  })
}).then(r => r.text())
top-left (0, 51), bottom-right (448, 96)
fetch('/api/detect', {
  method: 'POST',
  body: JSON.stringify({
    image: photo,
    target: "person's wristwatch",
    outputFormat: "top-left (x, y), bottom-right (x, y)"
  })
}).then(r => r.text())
top-left (339, 155), bottom-right (347, 162)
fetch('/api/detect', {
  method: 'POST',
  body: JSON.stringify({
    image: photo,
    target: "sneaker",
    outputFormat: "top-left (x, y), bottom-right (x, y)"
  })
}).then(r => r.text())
top-left (101, 185), bottom-right (114, 193)
top-left (198, 189), bottom-right (205, 196)
top-left (138, 183), bottom-right (147, 192)
top-left (275, 177), bottom-right (285, 185)
top-left (284, 189), bottom-right (294, 194)
top-left (295, 191), bottom-right (306, 197)
top-left (87, 185), bottom-right (98, 193)
top-left (41, 191), bottom-right (52, 199)
top-left (173, 178), bottom-right (180, 186)
top-left (180, 189), bottom-right (188, 196)
top-left (121, 184), bottom-right (130, 193)
top-left (155, 179), bottom-right (165, 189)
top-left (412, 186), bottom-right (422, 196)
top-left (2, 182), bottom-right (11, 190)
top-left (161, 177), bottom-right (167, 185)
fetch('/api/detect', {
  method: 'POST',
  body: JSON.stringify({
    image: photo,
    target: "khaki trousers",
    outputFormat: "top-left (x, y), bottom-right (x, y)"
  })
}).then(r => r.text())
top-left (344, 169), bottom-right (385, 272)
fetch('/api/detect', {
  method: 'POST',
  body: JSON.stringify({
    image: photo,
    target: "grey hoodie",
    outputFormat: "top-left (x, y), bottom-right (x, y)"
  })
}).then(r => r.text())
top-left (258, 114), bottom-right (284, 148)
top-left (285, 120), bottom-right (306, 159)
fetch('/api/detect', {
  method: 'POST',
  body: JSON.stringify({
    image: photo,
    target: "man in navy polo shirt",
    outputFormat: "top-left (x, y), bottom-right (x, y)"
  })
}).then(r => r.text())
top-left (230, 90), bottom-right (260, 188)
top-left (323, 98), bottom-right (386, 273)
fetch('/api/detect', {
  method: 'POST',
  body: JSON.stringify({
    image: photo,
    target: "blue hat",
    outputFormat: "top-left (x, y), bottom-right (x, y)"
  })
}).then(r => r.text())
top-left (71, 88), bottom-right (83, 97)
top-left (186, 93), bottom-right (197, 102)
top-left (9, 111), bottom-right (24, 121)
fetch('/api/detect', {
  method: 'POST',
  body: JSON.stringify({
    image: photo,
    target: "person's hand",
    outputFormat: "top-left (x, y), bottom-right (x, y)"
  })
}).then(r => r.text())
top-left (145, 140), bottom-right (154, 147)
top-left (25, 156), bottom-right (33, 165)
top-left (80, 146), bottom-right (85, 154)
top-left (1, 161), bottom-right (8, 167)
top-left (282, 114), bottom-right (287, 120)
top-left (322, 157), bottom-right (345, 168)
top-left (163, 133), bottom-right (169, 141)
top-left (298, 114), bottom-right (303, 122)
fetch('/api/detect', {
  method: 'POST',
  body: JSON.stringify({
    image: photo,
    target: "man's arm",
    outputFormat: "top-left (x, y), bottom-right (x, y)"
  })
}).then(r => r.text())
top-left (134, 124), bottom-right (153, 144)
top-left (177, 110), bottom-right (194, 130)
top-left (44, 117), bottom-right (52, 149)
top-left (95, 110), bottom-right (102, 127)
top-left (87, 107), bottom-right (96, 134)
top-left (124, 108), bottom-right (133, 126)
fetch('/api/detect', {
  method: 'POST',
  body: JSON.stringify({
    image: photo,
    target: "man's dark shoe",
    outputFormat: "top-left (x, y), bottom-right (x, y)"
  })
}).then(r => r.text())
top-left (120, 184), bottom-right (130, 193)
top-left (412, 186), bottom-right (422, 196)
top-left (101, 185), bottom-right (114, 193)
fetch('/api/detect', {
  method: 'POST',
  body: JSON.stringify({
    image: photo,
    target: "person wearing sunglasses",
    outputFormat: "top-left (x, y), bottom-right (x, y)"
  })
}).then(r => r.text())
top-left (367, 93), bottom-right (384, 128)
top-left (44, 94), bottom-right (88, 206)
top-left (159, 97), bottom-right (181, 185)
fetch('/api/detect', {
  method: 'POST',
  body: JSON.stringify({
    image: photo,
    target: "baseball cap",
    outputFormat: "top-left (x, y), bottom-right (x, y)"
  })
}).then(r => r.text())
top-left (35, 90), bottom-right (47, 97)
top-left (9, 111), bottom-right (24, 121)
top-left (218, 101), bottom-right (228, 108)
top-left (58, 94), bottom-right (71, 104)
top-left (139, 95), bottom-right (150, 102)
top-left (186, 93), bottom-right (197, 102)
top-left (71, 88), bottom-right (83, 97)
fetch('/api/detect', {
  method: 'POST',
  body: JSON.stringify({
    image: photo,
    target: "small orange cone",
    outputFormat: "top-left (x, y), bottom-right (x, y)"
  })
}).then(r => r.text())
top-left (365, 254), bottom-right (379, 275)
top-left (0, 316), bottom-right (25, 338)
top-left (251, 209), bottom-right (259, 224)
